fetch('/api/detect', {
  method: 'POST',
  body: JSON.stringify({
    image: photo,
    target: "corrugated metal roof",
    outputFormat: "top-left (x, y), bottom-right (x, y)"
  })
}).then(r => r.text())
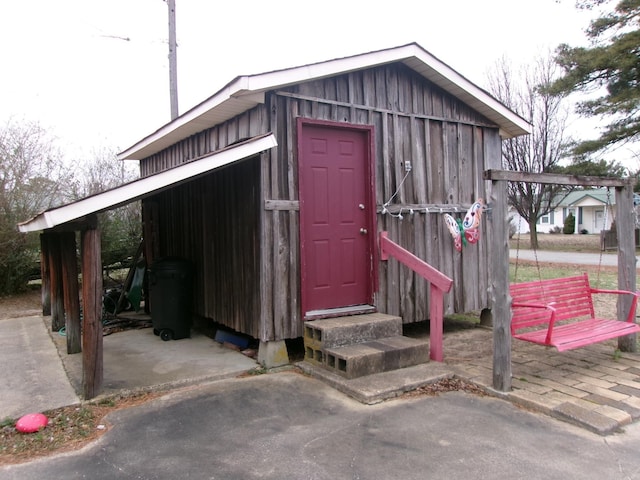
top-left (118, 43), bottom-right (531, 161)
top-left (18, 133), bottom-right (277, 232)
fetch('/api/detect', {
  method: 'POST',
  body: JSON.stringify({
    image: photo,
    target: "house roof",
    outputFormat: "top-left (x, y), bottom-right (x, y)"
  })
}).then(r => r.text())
top-left (18, 133), bottom-right (277, 232)
top-left (556, 189), bottom-right (612, 207)
top-left (118, 42), bottom-right (531, 161)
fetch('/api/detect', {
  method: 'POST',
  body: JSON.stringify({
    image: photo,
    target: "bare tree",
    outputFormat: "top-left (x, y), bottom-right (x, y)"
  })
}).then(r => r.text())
top-left (487, 54), bottom-right (573, 249)
top-left (0, 119), bottom-right (75, 293)
top-left (74, 147), bottom-right (142, 269)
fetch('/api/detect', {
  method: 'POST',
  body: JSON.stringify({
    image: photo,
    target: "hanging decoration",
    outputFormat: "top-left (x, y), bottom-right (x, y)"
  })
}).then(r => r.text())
top-left (443, 199), bottom-right (484, 252)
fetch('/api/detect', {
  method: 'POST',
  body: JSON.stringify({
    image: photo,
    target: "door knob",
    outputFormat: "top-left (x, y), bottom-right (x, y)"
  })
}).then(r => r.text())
top-left (360, 228), bottom-right (368, 235)
top-left (358, 204), bottom-right (365, 210)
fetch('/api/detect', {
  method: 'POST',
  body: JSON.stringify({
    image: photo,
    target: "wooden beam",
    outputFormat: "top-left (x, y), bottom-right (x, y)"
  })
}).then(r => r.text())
top-left (483, 169), bottom-right (634, 188)
top-left (615, 185), bottom-right (637, 352)
top-left (48, 233), bottom-right (65, 332)
top-left (264, 199), bottom-right (300, 211)
top-left (39, 233), bottom-right (52, 316)
top-left (60, 231), bottom-right (81, 354)
top-left (489, 176), bottom-right (512, 392)
top-left (81, 225), bottom-right (103, 399)
top-left (49, 216), bottom-right (98, 233)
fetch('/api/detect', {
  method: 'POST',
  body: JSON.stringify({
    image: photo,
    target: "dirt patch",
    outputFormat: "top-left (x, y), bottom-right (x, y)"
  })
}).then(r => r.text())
top-left (0, 391), bottom-right (160, 466)
top-left (0, 289), bottom-right (41, 320)
top-left (402, 377), bottom-right (488, 398)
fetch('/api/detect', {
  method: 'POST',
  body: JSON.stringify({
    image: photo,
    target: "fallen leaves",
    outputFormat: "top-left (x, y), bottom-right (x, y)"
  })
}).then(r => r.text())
top-left (404, 377), bottom-right (487, 398)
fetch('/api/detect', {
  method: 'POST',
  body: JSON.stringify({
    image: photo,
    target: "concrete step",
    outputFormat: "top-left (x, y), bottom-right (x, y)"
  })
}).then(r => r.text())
top-left (303, 313), bottom-right (402, 353)
top-left (322, 336), bottom-right (429, 379)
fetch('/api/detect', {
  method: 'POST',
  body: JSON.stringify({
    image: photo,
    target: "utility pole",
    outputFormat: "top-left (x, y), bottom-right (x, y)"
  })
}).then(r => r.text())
top-left (167, 0), bottom-right (179, 120)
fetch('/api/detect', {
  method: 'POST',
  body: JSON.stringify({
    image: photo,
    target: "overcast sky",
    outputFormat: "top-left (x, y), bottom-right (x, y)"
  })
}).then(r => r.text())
top-left (2, 0), bottom-right (616, 164)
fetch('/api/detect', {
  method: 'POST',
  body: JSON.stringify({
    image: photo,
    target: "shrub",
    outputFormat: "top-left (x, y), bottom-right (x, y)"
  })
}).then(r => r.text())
top-left (563, 213), bottom-right (575, 234)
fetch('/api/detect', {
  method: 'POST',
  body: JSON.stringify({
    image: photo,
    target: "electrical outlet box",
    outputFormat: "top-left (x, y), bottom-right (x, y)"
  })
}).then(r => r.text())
top-left (404, 161), bottom-right (412, 172)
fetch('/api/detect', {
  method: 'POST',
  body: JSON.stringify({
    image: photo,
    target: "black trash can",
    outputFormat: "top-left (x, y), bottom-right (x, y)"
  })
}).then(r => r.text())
top-left (148, 257), bottom-right (194, 341)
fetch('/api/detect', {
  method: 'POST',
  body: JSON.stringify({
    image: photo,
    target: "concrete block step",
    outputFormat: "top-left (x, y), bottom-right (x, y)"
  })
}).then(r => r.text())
top-left (321, 336), bottom-right (429, 379)
top-left (304, 313), bottom-right (402, 351)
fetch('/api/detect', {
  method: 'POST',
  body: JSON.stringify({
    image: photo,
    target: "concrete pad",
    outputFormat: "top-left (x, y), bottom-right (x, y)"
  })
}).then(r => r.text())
top-left (298, 361), bottom-right (454, 404)
top-left (0, 316), bottom-right (79, 419)
top-left (51, 326), bottom-right (259, 398)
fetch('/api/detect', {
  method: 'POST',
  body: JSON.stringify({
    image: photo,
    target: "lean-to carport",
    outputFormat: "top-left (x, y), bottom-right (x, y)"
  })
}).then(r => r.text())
top-left (18, 133), bottom-right (277, 399)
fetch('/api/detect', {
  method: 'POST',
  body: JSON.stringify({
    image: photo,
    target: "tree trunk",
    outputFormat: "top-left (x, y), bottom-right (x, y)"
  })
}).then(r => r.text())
top-left (528, 219), bottom-right (539, 250)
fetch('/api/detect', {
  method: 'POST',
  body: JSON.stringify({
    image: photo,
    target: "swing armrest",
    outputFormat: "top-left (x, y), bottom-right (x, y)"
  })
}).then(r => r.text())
top-left (590, 288), bottom-right (640, 323)
top-left (511, 301), bottom-right (559, 342)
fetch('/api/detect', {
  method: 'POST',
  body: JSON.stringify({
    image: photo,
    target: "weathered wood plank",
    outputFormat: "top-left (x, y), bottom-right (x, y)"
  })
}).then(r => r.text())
top-left (473, 126), bottom-right (489, 308)
top-left (615, 185), bottom-right (637, 352)
top-left (485, 134), bottom-right (512, 392)
top-left (60, 231), bottom-right (81, 354)
top-left (259, 152), bottom-right (274, 341)
top-left (40, 233), bottom-right (52, 316)
top-left (264, 200), bottom-right (300, 210)
top-left (48, 233), bottom-right (65, 332)
top-left (484, 169), bottom-right (632, 188)
top-left (274, 90), bottom-right (495, 129)
top-left (81, 225), bottom-right (103, 399)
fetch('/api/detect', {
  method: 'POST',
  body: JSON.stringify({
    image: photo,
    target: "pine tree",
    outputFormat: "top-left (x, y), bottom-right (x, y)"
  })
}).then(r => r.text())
top-left (549, 0), bottom-right (640, 154)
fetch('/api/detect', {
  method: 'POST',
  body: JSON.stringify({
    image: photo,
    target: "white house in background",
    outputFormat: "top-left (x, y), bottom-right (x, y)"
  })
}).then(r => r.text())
top-left (511, 189), bottom-right (617, 235)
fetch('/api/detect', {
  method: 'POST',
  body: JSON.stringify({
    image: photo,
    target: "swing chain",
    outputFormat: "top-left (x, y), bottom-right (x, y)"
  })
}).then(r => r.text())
top-left (595, 187), bottom-right (611, 289)
top-left (514, 215), bottom-right (522, 283)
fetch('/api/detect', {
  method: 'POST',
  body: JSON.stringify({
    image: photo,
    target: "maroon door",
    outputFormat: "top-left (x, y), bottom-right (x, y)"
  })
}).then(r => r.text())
top-left (298, 121), bottom-right (375, 317)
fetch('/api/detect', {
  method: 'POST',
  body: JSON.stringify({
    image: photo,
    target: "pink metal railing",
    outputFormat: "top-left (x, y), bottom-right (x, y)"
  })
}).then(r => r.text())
top-left (379, 231), bottom-right (453, 361)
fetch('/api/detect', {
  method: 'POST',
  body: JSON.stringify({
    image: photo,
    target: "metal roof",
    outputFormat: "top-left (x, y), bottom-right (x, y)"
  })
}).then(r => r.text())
top-left (118, 42), bottom-right (531, 161)
top-left (19, 133), bottom-right (277, 232)
top-left (555, 189), bottom-right (611, 207)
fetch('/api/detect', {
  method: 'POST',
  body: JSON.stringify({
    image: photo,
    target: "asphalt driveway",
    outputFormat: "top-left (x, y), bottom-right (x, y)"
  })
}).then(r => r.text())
top-left (2, 372), bottom-right (640, 480)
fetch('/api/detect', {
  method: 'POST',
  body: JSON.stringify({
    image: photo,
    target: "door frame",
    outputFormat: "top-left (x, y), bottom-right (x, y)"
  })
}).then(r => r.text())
top-left (296, 118), bottom-right (378, 319)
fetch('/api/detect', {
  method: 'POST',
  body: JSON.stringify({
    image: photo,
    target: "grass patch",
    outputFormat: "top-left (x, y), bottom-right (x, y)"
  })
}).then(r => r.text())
top-left (510, 262), bottom-right (619, 289)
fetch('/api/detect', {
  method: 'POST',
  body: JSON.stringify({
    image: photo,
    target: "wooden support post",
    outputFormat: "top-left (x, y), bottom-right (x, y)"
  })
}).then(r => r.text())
top-left (429, 285), bottom-right (444, 362)
top-left (142, 201), bottom-right (159, 314)
top-left (81, 225), bottom-right (103, 399)
top-left (488, 178), bottom-right (512, 392)
top-left (40, 233), bottom-right (52, 316)
top-left (60, 231), bottom-right (81, 354)
top-left (48, 233), bottom-right (65, 332)
top-left (615, 184), bottom-right (637, 352)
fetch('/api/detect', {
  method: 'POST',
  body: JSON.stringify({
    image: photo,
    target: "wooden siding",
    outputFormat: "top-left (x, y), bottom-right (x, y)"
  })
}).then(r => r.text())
top-left (143, 156), bottom-right (263, 338)
top-left (268, 64), bottom-right (495, 329)
top-left (139, 62), bottom-right (501, 342)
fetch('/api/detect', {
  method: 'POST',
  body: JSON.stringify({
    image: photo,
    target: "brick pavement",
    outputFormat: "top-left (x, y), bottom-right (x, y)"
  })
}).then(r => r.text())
top-left (444, 326), bottom-right (640, 435)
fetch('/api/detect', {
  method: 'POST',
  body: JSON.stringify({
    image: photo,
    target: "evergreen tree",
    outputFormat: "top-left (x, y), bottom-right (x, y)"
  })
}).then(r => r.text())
top-left (549, 0), bottom-right (640, 155)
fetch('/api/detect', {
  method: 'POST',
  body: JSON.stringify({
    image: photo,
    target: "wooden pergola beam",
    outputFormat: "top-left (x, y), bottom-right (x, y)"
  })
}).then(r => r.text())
top-left (484, 169), bottom-right (635, 188)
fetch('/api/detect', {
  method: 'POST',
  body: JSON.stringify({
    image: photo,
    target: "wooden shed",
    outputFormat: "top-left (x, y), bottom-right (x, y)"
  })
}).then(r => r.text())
top-left (20, 43), bottom-right (531, 397)
top-left (120, 42), bottom-right (528, 338)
